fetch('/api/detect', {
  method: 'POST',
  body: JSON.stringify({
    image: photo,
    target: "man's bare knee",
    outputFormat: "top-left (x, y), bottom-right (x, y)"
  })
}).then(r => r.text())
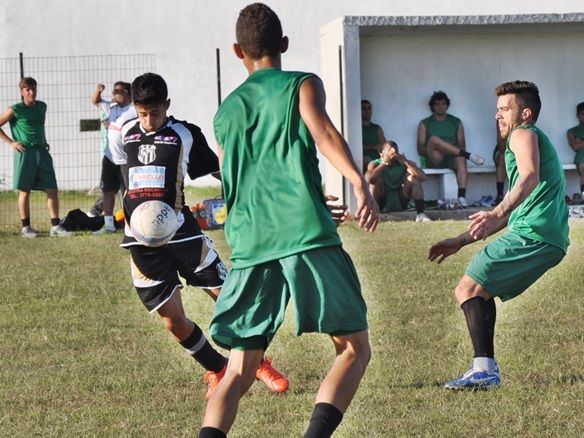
top-left (333, 331), bottom-right (371, 368)
top-left (454, 275), bottom-right (491, 305)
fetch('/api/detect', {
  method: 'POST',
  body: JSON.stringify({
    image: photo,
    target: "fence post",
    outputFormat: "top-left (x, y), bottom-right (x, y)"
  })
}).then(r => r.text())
top-left (19, 52), bottom-right (24, 78)
top-left (216, 48), bottom-right (222, 107)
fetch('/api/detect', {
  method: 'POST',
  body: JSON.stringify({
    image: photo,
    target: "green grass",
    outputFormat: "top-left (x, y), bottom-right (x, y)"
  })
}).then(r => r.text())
top-left (0, 186), bottom-right (222, 233)
top-left (1, 219), bottom-right (583, 437)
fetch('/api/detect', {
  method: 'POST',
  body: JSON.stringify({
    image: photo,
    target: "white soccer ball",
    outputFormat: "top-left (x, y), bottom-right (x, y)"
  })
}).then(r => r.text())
top-left (130, 200), bottom-right (178, 247)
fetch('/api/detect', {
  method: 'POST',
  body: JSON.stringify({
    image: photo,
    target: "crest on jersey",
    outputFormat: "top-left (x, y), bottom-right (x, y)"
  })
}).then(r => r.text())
top-left (137, 144), bottom-right (157, 164)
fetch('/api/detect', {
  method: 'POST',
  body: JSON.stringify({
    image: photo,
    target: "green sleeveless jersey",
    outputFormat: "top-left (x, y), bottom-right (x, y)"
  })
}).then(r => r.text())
top-left (506, 125), bottom-right (569, 252)
top-left (568, 124), bottom-right (584, 164)
top-left (422, 114), bottom-right (460, 147)
top-left (568, 124), bottom-right (584, 140)
top-left (10, 101), bottom-right (47, 147)
top-left (372, 158), bottom-right (406, 190)
top-left (214, 68), bottom-right (341, 269)
top-left (362, 123), bottom-right (382, 146)
top-left (372, 158), bottom-right (407, 212)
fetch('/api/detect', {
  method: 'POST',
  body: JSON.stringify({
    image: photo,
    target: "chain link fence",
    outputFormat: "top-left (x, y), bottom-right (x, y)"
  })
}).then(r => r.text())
top-left (0, 53), bottom-right (155, 232)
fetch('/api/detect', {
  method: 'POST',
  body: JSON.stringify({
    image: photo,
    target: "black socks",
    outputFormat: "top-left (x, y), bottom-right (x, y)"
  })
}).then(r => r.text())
top-left (414, 199), bottom-right (425, 214)
top-left (180, 324), bottom-right (226, 372)
top-left (496, 182), bottom-right (504, 198)
top-left (458, 150), bottom-right (471, 160)
top-left (199, 427), bottom-right (226, 438)
top-left (304, 403), bottom-right (343, 438)
top-left (461, 296), bottom-right (496, 358)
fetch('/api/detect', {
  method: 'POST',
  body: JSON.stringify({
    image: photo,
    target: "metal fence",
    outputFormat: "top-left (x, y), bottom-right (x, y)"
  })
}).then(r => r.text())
top-left (0, 53), bottom-right (155, 232)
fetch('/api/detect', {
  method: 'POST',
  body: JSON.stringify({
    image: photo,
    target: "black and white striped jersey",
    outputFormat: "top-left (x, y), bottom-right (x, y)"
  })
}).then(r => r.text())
top-left (120, 116), bottom-right (219, 246)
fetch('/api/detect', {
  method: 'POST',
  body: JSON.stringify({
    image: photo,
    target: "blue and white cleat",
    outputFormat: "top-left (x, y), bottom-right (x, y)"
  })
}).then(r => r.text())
top-left (444, 367), bottom-right (501, 390)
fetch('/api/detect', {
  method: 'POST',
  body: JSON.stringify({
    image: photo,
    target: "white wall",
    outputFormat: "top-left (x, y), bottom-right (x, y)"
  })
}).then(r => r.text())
top-left (1, 0), bottom-right (583, 188)
top-left (360, 31), bottom-right (584, 166)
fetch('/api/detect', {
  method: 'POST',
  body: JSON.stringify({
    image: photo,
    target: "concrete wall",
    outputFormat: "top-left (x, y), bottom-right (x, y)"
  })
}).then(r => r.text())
top-left (321, 14), bottom-right (584, 206)
top-left (360, 30), bottom-right (584, 165)
top-left (359, 27), bottom-right (584, 201)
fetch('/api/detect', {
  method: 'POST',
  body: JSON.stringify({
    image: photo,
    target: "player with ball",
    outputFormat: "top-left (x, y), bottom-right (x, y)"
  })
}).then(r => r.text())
top-left (115, 73), bottom-right (289, 399)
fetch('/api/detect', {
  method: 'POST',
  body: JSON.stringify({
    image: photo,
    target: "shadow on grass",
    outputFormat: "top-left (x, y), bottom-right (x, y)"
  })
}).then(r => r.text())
top-left (557, 374), bottom-right (584, 385)
top-left (385, 380), bottom-right (446, 389)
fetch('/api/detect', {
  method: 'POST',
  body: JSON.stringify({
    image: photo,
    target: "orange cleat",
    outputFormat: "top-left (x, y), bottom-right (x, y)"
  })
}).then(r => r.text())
top-left (256, 358), bottom-right (289, 393)
top-left (203, 365), bottom-right (226, 399)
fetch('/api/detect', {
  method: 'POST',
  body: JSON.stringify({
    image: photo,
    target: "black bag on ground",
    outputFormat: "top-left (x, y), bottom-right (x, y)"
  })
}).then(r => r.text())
top-left (61, 209), bottom-right (104, 232)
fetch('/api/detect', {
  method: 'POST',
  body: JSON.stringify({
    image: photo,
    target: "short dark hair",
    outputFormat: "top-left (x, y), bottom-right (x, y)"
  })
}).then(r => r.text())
top-left (429, 91), bottom-right (450, 109)
top-left (382, 140), bottom-right (399, 152)
top-left (131, 73), bottom-right (167, 106)
top-left (577, 101), bottom-right (584, 114)
top-left (236, 3), bottom-right (283, 59)
top-left (361, 99), bottom-right (372, 106)
top-left (19, 77), bottom-right (37, 89)
top-left (495, 80), bottom-right (541, 122)
top-left (114, 81), bottom-right (131, 94)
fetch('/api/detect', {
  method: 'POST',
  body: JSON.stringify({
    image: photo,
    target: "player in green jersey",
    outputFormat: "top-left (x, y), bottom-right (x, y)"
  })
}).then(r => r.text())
top-left (0, 77), bottom-right (70, 238)
top-left (417, 90), bottom-right (485, 207)
top-left (199, 4), bottom-right (378, 438)
top-left (566, 101), bottom-right (584, 199)
top-left (365, 140), bottom-right (431, 222)
top-left (428, 80), bottom-right (569, 390)
top-left (361, 99), bottom-right (386, 169)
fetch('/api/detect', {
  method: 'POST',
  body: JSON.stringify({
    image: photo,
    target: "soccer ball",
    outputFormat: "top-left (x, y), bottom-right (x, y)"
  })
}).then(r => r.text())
top-left (130, 200), bottom-right (178, 247)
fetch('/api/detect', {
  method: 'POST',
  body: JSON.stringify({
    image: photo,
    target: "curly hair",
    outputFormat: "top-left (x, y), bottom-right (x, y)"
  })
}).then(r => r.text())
top-left (428, 90), bottom-right (450, 110)
top-left (236, 3), bottom-right (283, 59)
top-left (495, 80), bottom-right (541, 122)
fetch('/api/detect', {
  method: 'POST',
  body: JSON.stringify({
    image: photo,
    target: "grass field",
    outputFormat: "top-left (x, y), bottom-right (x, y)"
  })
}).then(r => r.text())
top-left (0, 186), bottom-right (222, 233)
top-left (1, 216), bottom-right (582, 437)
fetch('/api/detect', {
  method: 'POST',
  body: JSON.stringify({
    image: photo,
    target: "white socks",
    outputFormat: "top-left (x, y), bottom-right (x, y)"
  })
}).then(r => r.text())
top-left (473, 357), bottom-right (498, 372)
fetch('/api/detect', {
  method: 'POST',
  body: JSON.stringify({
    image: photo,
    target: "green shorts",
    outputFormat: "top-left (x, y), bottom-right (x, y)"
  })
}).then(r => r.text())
top-left (425, 153), bottom-right (456, 170)
top-left (210, 245), bottom-right (368, 350)
top-left (466, 232), bottom-right (565, 302)
top-left (380, 187), bottom-right (409, 213)
top-left (13, 147), bottom-right (58, 190)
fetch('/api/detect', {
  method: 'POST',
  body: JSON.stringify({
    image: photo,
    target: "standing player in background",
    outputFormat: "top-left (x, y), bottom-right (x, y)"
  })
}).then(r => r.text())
top-left (429, 81), bottom-right (569, 390)
top-left (361, 99), bottom-right (386, 171)
top-left (0, 77), bottom-right (71, 237)
top-left (566, 101), bottom-right (584, 200)
top-left (199, 4), bottom-right (378, 437)
top-left (91, 81), bottom-right (136, 233)
top-left (117, 72), bottom-right (288, 400)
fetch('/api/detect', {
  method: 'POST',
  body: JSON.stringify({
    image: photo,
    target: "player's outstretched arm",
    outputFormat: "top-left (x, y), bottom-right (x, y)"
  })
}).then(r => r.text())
top-left (428, 231), bottom-right (475, 264)
top-left (468, 128), bottom-right (539, 240)
top-left (299, 76), bottom-right (379, 232)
